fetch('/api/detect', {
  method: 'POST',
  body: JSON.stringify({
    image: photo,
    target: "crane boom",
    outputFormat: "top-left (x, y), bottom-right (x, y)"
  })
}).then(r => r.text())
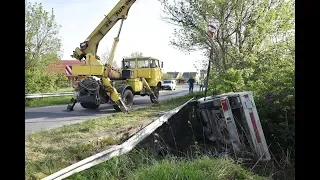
top-left (107, 18), bottom-right (124, 66)
top-left (72, 0), bottom-right (136, 61)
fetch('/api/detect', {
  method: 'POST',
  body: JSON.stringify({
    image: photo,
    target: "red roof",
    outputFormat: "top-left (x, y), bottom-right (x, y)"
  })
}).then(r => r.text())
top-left (47, 60), bottom-right (85, 76)
top-left (61, 60), bottom-right (86, 65)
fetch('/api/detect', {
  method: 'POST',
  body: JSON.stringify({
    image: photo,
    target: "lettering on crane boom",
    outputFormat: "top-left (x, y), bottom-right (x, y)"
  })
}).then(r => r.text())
top-left (105, 0), bottom-right (134, 28)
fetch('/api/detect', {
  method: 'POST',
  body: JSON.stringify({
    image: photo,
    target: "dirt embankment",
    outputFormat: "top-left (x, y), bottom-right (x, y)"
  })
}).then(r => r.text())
top-left (136, 105), bottom-right (217, 156)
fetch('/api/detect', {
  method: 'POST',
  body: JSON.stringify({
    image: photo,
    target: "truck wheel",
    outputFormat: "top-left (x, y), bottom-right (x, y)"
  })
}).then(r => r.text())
top-left (113, 89), bottom-right (134, 112)
top-left (80, 102), bottom-right (100, 109)
top-left (150, 86), bottom-right (159, 103)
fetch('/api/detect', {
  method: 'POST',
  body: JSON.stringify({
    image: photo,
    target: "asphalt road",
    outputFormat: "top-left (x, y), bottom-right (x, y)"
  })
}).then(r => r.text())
top-left (25, 84), bottom-right (198, 134)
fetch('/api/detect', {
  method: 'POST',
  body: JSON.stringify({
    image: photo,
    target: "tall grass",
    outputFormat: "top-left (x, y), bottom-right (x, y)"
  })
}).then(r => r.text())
top-left (69, 149), bottom-right (264, 180)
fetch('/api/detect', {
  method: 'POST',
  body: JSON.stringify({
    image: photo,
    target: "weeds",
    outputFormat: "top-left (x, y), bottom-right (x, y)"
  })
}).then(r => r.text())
top-left (69, 148), bottom-right (264, 180)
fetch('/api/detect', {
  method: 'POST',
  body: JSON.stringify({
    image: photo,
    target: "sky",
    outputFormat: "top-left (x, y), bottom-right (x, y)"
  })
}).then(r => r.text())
top-left (28, 0), bottom-right (205, 72)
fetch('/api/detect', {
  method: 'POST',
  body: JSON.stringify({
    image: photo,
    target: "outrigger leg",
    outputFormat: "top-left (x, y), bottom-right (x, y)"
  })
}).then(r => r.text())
top-left (67, 97), bottom-right (78, 111)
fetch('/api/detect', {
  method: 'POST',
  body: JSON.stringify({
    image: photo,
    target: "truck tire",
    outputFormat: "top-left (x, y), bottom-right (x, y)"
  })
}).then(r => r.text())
top-left (150, 86), bottom-right (159, 103)
top-left (113, 89), bottom-right (134, 112)
top-left (80, 102), bottom-right (100, 109)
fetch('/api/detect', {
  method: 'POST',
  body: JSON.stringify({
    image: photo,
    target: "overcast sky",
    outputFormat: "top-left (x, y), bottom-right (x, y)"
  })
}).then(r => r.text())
top-left (28, 0), bottom-right (205, 72)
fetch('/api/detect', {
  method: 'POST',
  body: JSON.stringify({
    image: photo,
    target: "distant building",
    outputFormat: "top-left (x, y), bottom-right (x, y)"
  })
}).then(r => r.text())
top-left (47, 60), bottom-right (85, 87)
top-left (166, 72), bottom-right (179, 79)
top-left (177, 72), bottom-right (199, 84)
top-left (165, 72), bottom-right (184, 81)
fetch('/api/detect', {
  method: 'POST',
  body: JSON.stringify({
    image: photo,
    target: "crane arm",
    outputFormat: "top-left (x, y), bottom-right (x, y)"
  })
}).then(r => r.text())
top-left (107, 18), bottom-right (124, 66)
top-left (72, 0), bottom-right (136, 60)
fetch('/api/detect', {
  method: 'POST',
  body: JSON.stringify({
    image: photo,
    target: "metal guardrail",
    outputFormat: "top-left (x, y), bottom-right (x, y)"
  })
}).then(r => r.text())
top-left (25, 87), bottom-right (177, 99)
top-left (42, 97), bottom-right (195, 180)
top-left (25, 92), bottom-right (74, 99)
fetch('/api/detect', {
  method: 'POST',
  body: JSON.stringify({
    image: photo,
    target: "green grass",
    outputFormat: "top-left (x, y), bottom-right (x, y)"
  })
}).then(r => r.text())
top-left (130, 156), bottom-right (263, 180)
top-left (25, 87), bottom-right (74, 108)
top-left (56, 87), bottom-right (73, 92)
top-left (69, 149), bottom-right (264, 180)
top-left (25, 96), bottom-right (72, 108)
top-left (25, 93), bottom-right (203, 180)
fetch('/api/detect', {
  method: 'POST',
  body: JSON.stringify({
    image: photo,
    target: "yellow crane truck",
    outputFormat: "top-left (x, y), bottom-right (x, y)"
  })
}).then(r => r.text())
top-left (66, 0), bottom-right (162, 113)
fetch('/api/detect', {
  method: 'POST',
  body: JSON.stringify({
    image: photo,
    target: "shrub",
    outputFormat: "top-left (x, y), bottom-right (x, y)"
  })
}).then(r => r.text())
top-left (25, 70), bottom-right (68, 94)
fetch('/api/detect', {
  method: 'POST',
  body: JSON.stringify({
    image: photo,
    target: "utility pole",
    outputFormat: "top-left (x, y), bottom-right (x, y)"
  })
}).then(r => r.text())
top-left (205, 19), bottom-right (216, 100)
top-left (204, 48), bottom-right (213, 101)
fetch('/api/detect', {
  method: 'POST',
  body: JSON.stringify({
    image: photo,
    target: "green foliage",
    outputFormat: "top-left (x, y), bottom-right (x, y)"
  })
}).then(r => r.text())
top-left (160, 0), bottom-right (295, 172)
top-left (25, 70), bottom-right (68, 94)
top-left (69, 151), bottom-right (263, 180)
top-left (210, 68), bottom-right (246, 93)
top-left (54, 72), bottom-right (69, 88)
top-left (25, 1), bottom-right (62, 71)
top-left (25, 1), bottom-right (65, 93)
top-left (130, 157), bottom-right (263, 180)
top-left (25, 96), bottom-right (72, 108)
top-left (26, 70), bottom-right (55, 93)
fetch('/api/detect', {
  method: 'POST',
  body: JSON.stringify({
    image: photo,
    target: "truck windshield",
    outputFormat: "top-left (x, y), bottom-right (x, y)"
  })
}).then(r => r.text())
top-left (124, 60), bottom-right (136, 69)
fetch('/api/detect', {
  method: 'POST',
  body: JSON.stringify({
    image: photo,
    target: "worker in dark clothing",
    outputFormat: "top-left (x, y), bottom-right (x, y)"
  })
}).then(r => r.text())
top-left (187, 77), bottom-right (195, 93)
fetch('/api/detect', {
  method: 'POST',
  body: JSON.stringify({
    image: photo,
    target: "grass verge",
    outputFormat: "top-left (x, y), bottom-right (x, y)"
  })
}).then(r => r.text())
top-left (25, 87), bottom-right (73, 108)
top-left (70, 149), bottom-right (264, 180)
top-left (25, 92), bottom-right (204, 180)
top-left (56, 87), bottom-right (74, 92)
top-left (25, 96), bottom-right (72, 108)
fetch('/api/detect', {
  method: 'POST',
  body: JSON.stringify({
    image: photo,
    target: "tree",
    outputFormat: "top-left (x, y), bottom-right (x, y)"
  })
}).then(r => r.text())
top-left (99, 47), bottom-right (118, 68)
top-left (126, 52), bottom-right (143, 58)
top-left (159, 0), bottom-right (294, 72)
top-left (25, 1), bottom-right (62, 71)
top-left (25, 1), bottom-right (66, 93)
top-left (162, 73), bottom-right (174, 79)
top-left (159, 0), bottom-right (294, 93)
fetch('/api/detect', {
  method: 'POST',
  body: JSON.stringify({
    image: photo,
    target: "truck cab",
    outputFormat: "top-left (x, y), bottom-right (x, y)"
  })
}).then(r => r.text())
top-left (122, 57), bottom-right (163, 87)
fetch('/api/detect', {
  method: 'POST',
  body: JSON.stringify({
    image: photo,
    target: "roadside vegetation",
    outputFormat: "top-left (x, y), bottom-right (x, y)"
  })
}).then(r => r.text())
top-left (25, 93), bottom-right (203, 179)
top-left (26, 92), bottom-right (267, 180)
top-left (25, 1), bottom-right (68, 94)
top-left (25, 88), bottom-right (74, 109)
top-left (25, 96), bottom-right (72, 108)
top-left (70, 149), bottom-right (264, 180)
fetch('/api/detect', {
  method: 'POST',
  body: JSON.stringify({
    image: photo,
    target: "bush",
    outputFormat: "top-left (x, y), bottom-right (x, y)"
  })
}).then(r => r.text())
top-left (255, 91), bottom-right (295, 162)
top-left (207, 66), bottom-right (295, 175)
top-left (25, 70), bottom-right (68, 94)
